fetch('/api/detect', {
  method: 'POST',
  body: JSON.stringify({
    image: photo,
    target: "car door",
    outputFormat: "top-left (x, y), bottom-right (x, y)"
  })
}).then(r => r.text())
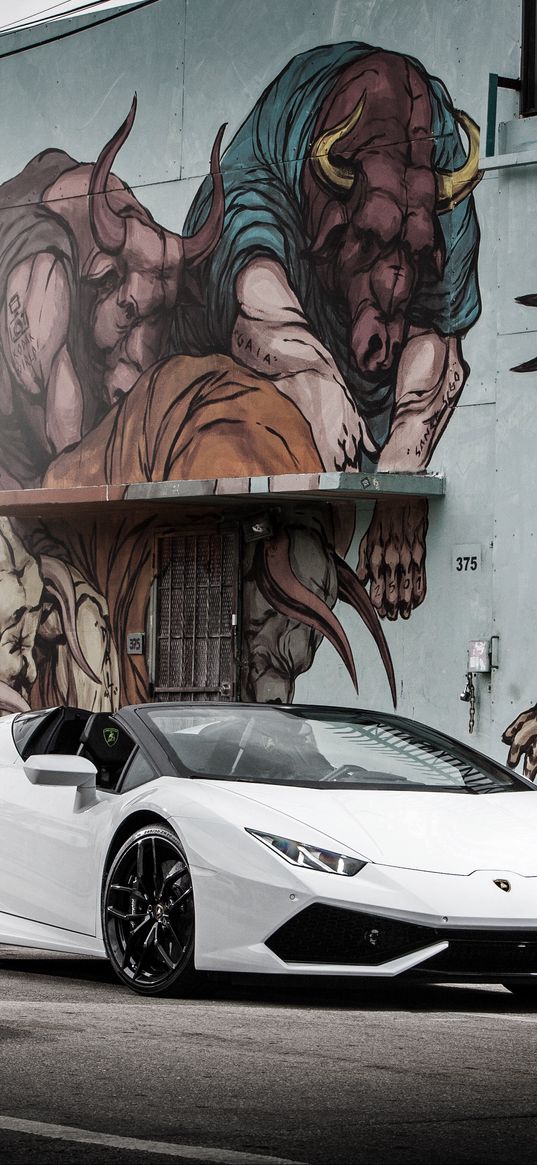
top-left (0, 760), bottom-right (113, 936)
top-left (0, 712), bottom-right (113, 936)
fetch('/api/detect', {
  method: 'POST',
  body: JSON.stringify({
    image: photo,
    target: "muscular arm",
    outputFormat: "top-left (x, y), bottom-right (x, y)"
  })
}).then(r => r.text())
top-left (377, 328), bottom-right (468, 472)
top-left (358, 328), bottom-right (468, 619)
top-left (231, 258), bottom-right (376, 471)
top-left (4, 254), bottom-right (83, 458)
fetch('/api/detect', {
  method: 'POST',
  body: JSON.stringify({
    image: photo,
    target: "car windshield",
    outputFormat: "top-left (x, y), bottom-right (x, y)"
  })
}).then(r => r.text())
top-left (142, 707), bottom-right (525, 793)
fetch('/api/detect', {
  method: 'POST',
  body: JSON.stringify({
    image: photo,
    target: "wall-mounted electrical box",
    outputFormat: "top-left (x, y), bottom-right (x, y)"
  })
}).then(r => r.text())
top-left (468, 639), bottom-right (490, 673)
top-left (467, 636), bottom-right (499, 673)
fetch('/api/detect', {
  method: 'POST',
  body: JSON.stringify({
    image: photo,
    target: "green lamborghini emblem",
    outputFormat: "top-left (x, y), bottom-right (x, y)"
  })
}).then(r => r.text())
top-left (103, 727), bottom-right (119, 747)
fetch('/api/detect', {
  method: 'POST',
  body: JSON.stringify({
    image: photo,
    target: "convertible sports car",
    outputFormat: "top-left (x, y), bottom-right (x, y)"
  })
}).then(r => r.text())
top-left (0, 702), bottom-right (537, 998)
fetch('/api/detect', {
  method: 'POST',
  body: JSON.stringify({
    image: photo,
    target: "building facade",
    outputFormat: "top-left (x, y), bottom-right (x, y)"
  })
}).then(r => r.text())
top-left (0, 0), bottom-right (535, 775)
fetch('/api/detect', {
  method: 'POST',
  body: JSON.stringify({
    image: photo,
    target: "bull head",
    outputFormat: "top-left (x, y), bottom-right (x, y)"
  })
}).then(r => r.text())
top-left (55, 96), bottom-right (228, 405)
top-left (305, 81), bottom-right (482, 380)
top-left (310, 94), bottom-right (482, 215)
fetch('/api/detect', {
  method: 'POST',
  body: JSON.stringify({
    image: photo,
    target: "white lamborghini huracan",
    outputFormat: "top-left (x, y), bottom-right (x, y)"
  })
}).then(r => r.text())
top-left (0, 702), bottom-right (536, 998)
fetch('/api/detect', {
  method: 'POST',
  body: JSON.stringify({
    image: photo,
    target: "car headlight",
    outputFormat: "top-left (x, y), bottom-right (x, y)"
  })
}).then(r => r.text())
top-left (246, 829), bottom-right (366, 876)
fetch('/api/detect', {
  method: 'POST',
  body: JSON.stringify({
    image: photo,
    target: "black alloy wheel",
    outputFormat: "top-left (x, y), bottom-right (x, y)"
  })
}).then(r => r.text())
top-left (102, 825), bottom-right (195, 995)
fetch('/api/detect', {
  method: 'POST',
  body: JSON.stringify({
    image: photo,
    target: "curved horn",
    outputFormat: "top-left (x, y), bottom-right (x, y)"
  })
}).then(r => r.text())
top-left (310, 93), bottom-right (366, 193)
top-left (436, 110), bottom-right (482, 214)
top-left (40, 556), bottom-right (101, 686)
top-left (511, 355), bottom-right (537, 373)
top-left (89, 95), bottom-right (137, 255)
top-left (183, 123), bottom-right (227, 267)
top-left (335, 555), bottom-right (397, 707)
top-left (256, 531), bottom-right (359, 692)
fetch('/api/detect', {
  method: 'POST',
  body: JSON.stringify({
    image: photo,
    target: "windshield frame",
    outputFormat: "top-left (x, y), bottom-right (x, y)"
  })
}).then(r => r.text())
top-left (132, 703), bottom-right (536, 794)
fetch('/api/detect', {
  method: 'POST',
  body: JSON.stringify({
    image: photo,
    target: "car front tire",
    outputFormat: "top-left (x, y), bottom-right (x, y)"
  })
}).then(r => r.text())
top-left (102, 824), bottom-right (195, 996)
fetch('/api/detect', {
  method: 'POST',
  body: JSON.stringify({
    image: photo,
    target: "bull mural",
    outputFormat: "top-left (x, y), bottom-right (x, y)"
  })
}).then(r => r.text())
top-left (0, 40), bottom-right (482, 717)
top-left (0, 96), bottom-right (225, 490)
top-left (180, 42), bottom-right (482, 620)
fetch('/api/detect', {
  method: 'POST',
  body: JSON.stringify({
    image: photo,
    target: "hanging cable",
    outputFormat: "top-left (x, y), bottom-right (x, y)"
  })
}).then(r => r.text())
top-left (0, 0), bottom-right (159, 53)
top-left (0, 2), bottom-right (114, 35)
top-left (0, 1), bottom-right (152, 35)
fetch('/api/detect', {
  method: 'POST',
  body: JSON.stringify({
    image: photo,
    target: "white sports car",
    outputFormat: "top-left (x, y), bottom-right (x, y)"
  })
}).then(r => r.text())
top-left (1, 702), bottom-right (536, 998)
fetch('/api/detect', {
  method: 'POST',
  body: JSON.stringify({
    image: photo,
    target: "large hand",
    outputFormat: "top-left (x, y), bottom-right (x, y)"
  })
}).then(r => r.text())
top-left (502, 705), bottom-right (537, 781)
top-left (333, 407), bottom-right (378, 472)
top-left (357, 497), bottom-right (428, 620)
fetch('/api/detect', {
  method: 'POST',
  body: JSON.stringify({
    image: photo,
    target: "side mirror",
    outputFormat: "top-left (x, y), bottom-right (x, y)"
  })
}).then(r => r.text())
top-left (24, 754), bottom-right (97, 789)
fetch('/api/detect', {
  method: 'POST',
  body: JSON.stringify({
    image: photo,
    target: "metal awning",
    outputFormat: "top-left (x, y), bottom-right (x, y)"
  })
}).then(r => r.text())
top-left (125, 470), bottom-right (445, 503)
top-left (0, 470), bottom-right (445, 516)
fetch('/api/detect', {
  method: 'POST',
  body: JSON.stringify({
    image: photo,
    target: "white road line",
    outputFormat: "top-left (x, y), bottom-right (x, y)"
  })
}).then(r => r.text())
top-left (0, 1116), bottom-right (309, 1165)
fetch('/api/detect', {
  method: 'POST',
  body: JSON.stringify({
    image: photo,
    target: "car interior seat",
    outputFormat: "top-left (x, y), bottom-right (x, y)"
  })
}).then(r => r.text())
top-left (78, 713), bottom-right (135, 790)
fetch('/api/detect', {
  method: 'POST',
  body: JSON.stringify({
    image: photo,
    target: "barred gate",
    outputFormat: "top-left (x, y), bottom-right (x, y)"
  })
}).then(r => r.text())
top-left (154, 529), bottom-right (240, 702)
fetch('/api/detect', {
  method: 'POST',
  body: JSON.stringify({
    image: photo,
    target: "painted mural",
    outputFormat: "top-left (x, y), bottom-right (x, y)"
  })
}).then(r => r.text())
top-left (500, 297), bottom-right (537, 777)
top-left (0, 42), bottom-right (482, 716)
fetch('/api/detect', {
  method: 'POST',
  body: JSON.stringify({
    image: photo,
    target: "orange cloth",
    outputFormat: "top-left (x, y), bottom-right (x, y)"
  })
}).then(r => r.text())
top-left (45, 354), bottom-right (322, 488)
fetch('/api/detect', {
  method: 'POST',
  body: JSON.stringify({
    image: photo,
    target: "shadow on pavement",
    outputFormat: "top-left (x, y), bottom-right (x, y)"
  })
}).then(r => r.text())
top-left (0, 946), bottom-right (535, 1013)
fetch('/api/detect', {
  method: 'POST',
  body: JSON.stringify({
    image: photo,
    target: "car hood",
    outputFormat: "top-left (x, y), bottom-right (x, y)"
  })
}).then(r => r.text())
top-left (214, 783), bottom-right (537, 876)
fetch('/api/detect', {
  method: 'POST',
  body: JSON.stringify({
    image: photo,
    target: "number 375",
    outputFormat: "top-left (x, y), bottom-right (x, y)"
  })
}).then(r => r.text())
top-left (456, 556), bottom-right (478, 572)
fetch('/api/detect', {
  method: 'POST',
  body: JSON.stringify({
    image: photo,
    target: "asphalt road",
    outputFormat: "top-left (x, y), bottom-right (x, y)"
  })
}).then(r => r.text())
top-left (0, 948), bottom-right (536, 1165)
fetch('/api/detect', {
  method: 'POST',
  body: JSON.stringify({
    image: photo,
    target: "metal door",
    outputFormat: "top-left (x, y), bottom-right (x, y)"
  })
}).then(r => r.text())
top-left (154, 529), bottom-right (240, 702)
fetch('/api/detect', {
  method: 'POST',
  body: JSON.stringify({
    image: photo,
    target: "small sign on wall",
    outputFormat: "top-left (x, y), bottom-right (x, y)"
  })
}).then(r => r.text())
top-left (452, 543), bottom-right (481, 574)
top-left (127, 632), bottom-right (145, 656)
top-left (468, 639), bottom-right (490, 673)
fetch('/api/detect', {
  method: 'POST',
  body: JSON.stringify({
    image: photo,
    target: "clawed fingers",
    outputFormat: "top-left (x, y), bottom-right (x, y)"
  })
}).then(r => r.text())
top-left (356, 534), bottom-right (370, 584)
top-left (502, 709), bottom-right (534, 744)
top-left (397, 543), bottom-right (413, 620)
top-left (502, 721), bottom-right (519, 746)
top-left (358, 418), bottom-right (379, 458)
top-left (383, 545), bottom-right (400, 621)
top-left (369, 544), bottom-right (386, 616)
top-left (410, 528), bottom-right (427, 611)
top-left (505, 718), bottom-right (537, 753)
top-left (411, 562), bottom-right (427, 610)
top-left (506, 740), bottom-right (523, 769)
top-left (373, 545), bottom-right (427, 621)
top-left (523, 745), bottom-right (537, 781)
top-left (358, 500), bottom-right (428, 621)
top-left (502, 710), bottom-right (537, 773)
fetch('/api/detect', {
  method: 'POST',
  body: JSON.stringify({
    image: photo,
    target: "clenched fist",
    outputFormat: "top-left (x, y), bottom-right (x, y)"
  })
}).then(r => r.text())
top-left (357, 497), bottom-right (428, 620)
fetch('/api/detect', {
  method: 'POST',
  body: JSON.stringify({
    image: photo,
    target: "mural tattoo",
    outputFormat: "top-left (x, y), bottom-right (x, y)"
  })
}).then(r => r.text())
top-left (0, 42), bottom-right (481, 715)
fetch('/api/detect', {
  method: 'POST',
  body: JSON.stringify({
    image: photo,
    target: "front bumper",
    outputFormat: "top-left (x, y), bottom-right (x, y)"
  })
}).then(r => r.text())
top-left (266, 903), bottom-right (537, 981)
top-left (190, 837), bottom-right (537, 977)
